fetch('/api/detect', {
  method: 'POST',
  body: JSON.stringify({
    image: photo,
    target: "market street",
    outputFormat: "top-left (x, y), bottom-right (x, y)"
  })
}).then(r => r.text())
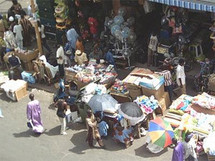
top-left (0, 75), bottom-right (208, 161)
top-left (0, 0), bottom-right (213, 160)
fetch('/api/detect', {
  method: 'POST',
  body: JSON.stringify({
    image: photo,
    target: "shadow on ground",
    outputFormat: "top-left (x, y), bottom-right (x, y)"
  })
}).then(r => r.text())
top-left (44, 126), bottom-right (60, 136)
top-left (135, 144), bottom-right (168, 158)
top-left (69, 130), bottom-right (129, 155)
top-left (13, 129), bottom-right (41, 138)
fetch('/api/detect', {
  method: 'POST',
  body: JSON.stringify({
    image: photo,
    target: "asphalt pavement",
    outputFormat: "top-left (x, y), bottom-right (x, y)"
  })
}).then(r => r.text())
top-left (0, 0), bottom-right (208, 160)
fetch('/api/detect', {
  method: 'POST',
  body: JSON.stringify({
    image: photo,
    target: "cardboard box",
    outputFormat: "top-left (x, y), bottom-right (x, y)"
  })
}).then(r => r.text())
top-left (65, 69), bottom-right (76, 82)
top-left (110, 92), bottom-right (132, 103)
top-left (141, 84), bottom-right (164, 100)
top-left (126, 83), bottom-right (142, 100)
top-left (158, 97), bottom-right (166, 114)
top-left (74, 79), bottom-right (89, 90)
top-left (157, 92), bottom-right (171, 114)
top-left (163, 92), bottom-right (171, 109)
top-left (15, 82), bottom-right (28, 101)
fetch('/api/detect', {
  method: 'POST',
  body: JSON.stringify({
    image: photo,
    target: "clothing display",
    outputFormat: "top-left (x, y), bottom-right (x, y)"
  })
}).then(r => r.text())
top-left (134, 95), bottom-right (159, 114)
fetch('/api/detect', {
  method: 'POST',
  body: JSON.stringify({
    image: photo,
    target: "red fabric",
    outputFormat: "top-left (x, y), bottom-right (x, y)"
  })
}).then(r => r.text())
top-left (88, 17), bottom-right (98, 34)
top-left (176, 102), bottom-right (184, 110)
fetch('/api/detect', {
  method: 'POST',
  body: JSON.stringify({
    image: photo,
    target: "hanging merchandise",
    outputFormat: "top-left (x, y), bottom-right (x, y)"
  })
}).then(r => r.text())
top-left (143, 1), bottom-right (154, 14)
top-left (54, 0), bottom-right (71, 30)
top-left (114, 15), bottom-right (124, 25)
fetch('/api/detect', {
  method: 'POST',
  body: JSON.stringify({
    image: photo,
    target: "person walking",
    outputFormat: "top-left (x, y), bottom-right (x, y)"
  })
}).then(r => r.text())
top-left (13, 19), bottom-right (23, 49)
top-left (56, 99), bottom-right (68, 135)
top-left (37, 20), bottom-right (52, 56)
top-left (86, 109), bottom-right (104, 148)
top-left (26, 93), bottom-right (44, 134)
top-left (176, 59), bottom-right (186, 95)
top-left (56, 44), bottom-right (65, 77)
top-left (147, 32), bottom-right (158, 67)
top-left (171, 138), bottom-right (184, 161)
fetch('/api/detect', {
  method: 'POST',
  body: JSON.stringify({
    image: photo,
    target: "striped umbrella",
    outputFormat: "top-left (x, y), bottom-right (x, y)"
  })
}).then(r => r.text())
top-left (148, 117), bottom-right (174, 148)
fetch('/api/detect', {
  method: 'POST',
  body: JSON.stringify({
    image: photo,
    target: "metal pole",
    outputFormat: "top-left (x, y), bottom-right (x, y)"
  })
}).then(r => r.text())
top-left (30, 0), bottom-right (43, 55)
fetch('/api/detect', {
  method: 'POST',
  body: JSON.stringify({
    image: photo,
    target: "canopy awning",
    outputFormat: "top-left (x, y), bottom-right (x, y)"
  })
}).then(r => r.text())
top-left (148, 0), bottom-right (215, 12)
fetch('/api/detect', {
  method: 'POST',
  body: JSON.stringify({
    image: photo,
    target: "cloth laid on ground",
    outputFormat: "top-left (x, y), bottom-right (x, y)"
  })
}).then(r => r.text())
top-left (169, 94), bottom-right (193, 112)
top-left (134, 95), bottom-right (159, 114)
top-left (203, 132), bottom-right (215, 156)
top-left (189, 108), bottom-right (215, 134)
top-left (192, 93), bottom-right (215, 110)
top-left (39, 55), bottom-right (58, 78)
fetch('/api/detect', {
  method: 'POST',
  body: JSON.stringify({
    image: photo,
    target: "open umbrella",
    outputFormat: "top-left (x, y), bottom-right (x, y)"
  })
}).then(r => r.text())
top-left (118, 102), bottom-right (145, 126)
top-left (148, 117), bottom-right (174, 148)
top-left (88, 94), bottom-right (118, 113)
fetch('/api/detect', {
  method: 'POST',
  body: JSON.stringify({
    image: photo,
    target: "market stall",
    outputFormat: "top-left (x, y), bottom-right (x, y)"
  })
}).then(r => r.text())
top-left (3, 49), bottom-right (39, 71)
top-left (163, 93), bottom-right (215, 159)
top-left (65, 62), bottom-right (117, 90)
top-left (120, 67), bottom-right (171, 113)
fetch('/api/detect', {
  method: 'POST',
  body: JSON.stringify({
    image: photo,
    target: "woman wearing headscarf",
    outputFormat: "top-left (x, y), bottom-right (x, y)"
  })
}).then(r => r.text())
top-left (19, 14), bottom-right (33, 47)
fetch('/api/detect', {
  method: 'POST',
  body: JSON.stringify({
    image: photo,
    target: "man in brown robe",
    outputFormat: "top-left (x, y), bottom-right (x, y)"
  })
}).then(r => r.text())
top-left (19, 14), bottom-right (33, 47)
top-left (86, 109), bottom-right (104, 148)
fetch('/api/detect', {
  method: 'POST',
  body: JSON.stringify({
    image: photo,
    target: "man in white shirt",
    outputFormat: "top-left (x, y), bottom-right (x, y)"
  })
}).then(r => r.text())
top-left (13, 19), bottom-right (23, 49)
top-left (148, 32), bottom-right (158, 67)
top-left (176, 59), bottom-right (186, 95)
top-left (56, 44), bottom-right (65, 77)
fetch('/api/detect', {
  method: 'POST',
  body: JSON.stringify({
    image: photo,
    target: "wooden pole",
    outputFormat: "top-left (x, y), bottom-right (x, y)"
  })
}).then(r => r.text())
top-left (30, 0), bottom-right (43, 55)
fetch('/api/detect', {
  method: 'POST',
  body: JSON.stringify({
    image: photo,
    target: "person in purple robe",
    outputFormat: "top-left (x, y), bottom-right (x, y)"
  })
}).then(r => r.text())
top-left (172, 138), bottom-right (184, 161)
top-left (27, 93), bottom-right (44, 134)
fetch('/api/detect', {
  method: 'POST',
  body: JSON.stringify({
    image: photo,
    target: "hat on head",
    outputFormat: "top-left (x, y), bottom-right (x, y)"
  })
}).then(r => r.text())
top-left (9, 16), bottom-right (14, 22)
top-left (75, 50), bottom-right (82, 56)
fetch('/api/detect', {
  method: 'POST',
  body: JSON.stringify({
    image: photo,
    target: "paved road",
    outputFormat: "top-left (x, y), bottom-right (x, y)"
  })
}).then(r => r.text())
top-left (0, 87), bottom-right (208, 161)
top-left (0, 89), bottom-right (173, 161)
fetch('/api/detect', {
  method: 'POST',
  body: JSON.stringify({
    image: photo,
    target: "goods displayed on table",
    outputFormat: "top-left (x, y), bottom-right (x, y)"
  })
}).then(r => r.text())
top-left (123, 67), bottom-right (165, 100)
top-left (110, 80), bottom-right (128, 95)
top-left (0, 79), bottom-right (27, 101)
top-left (164, 93), bottom-right (215, 158)
top-left (65, 64), bottom-right (117, 89)
top-left (192, 93), bottom-right (215, 110)
top-left (134, 95), bottom-right (159, 114)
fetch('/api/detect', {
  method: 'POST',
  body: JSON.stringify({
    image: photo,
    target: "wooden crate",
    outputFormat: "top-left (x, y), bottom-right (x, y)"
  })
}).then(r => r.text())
top-left (208, 154), bottom-right (215, 161)
top-left (65, 69), bottom-right (76, 82)
top-left (15, 82), bottom-right (28, 101)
